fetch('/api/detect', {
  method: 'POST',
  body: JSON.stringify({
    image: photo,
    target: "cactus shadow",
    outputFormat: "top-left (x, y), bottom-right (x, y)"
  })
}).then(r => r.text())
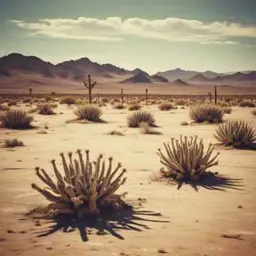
top-left (177, 174), bottom-right (244, 192)
top-left (35, 207), bottom-right (169, 242)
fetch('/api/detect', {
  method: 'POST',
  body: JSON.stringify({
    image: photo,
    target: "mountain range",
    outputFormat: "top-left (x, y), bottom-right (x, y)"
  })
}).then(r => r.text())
top-left (0, 53), bottom-right (256, 85)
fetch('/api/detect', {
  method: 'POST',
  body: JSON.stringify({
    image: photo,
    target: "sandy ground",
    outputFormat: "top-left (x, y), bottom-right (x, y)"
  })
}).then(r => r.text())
top-left (0, 103), bottom-right (256, 256)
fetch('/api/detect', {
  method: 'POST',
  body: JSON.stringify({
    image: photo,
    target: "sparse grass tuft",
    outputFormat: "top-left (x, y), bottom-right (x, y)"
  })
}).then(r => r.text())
top-left (127, 111), bottom-right (155, 127)
top-left (214, 120), bottom-right (256, 149)
top-left (189, 104), bottom-right (224, 123)
top-left (4, 138), bottom-right (24, 148)
top-left (37, 103), bottom-right (55, 115)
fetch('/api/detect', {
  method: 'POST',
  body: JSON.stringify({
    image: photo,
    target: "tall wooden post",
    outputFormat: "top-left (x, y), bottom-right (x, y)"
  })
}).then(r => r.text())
top-left (209, 92), bottom-right (212, 103)
top-left (214, 86), bottom-right (217, 105)
top-left (145, 88), bottom-right (148, 105)
top-left (84, 74), bottom-right (97, 104)
top-left (121, 88), bottom-right (124, 104)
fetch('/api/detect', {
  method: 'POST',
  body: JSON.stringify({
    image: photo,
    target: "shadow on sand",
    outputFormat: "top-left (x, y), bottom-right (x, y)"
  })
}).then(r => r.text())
top-left (34, 206), bottom-right (169, 242)
top-left (177, 174), bottom-right (244, 192)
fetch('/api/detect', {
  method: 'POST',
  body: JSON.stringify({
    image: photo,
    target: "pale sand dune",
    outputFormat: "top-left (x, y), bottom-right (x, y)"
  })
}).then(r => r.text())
top-left (0, 105), bottom-right (256, 256)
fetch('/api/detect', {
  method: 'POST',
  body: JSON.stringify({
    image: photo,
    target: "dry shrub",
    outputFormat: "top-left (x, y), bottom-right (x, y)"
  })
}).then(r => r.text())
top-left (127, 111), bottom-right (155, 127)
top-left (0, 109), bottom-right (33, 129)
top-left (114, 103), bottom-right (125, 109)
top-left (37, 103), bottom-right (55, 115)
top-left (158, 102), bottom-right (174, 111)
top-left (189, 104), bottom-right (224, 123)
top-left (60, 97), bottom-right (76, 105)
top-left (128, 103), bottom-right (142, 111)
top-left (74, 104), bottom-right (102, 122)
top-left (239, 100), bottom-right (255, 108)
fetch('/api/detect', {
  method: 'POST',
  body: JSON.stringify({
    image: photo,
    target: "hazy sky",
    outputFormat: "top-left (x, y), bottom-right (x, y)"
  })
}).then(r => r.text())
top-left (0, 0), bottom-right (256, 74)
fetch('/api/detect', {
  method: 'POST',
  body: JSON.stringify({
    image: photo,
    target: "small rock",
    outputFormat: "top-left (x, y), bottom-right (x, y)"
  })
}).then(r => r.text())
top-left (7, 229), bottom-right (15, 234)
top-left (35, 220), bottom-right (41, 226)
top-left (19, 230), bottom-right (26, 234)
top-left (237, 205), bottom-right (243, 209)
top-left (46, 246), bottom-right (53, 250)
top-left (158, 248), bottom-right (167, 253)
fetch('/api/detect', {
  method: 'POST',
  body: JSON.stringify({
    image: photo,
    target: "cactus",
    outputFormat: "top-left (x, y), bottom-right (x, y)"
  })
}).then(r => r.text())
top-left (29, 88), bottom-right (32, 96)
top-left (157, 136), bottom-right (219, 181)
top-left (121, 88), bottom-right (124, 105)
top-left (31, 150), bottom-right (128, 218)
top-left (214, 86), bottom-right (217, 105)
top-left (145, 89), bottom-right (148, 105)
top-left (84, 74), bottom-right (97, 104)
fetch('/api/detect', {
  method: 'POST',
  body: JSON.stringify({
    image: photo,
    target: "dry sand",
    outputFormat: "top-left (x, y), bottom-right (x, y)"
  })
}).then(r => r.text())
top-left (0, 104), bottom-right (256, 256)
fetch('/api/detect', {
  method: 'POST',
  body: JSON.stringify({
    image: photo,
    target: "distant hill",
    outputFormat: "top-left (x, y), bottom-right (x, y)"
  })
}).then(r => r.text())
top-left (212, 71), bottom-right (256, 82)
top-left (156, 68), bottom-right (220, 81)
top-left (151, 75), bottom-right (169, 83)
top-left (188, 74), bottom-right (209, 82)
top-left (121, 72), bottom-right (152, 83)
top-left (172, 79), bottom-right (189, 86)
top-left (132, 68), bottom-right (150, 77)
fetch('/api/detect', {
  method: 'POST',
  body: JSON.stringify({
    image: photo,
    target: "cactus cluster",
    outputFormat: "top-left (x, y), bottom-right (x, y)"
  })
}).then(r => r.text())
top-left (214, 120), bottom-right (256, 149)
top-left (31, 150), bottom-right (128, 218)
top-left (157, 136), bottom-right (219, 181)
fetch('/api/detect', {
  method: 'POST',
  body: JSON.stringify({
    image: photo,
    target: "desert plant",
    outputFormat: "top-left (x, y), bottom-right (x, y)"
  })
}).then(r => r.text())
top-left (127, 111), bottom-right (155, 127)
top-left (0, 109), bottom-right (33, 129)
top-left (74, 104), bottom-right (102, 122)
top-left (175, 100), bottom-right (186, 106)
top-left (4, 138), bottom-right (24, 148)
top-left (189, 104), bottom-right (224, 123)
top-left (84, 74), bottom-right (97, 104)
top-left (214, 120), bottom-right (256, 149)
top-left (37, 103), bottom-right (55, 115)
top-left (31, 150), bottom-right (128, 218)
top-left (157, 136), bottom-right (219, 181)
top-left (139, 122), bottom-right (151, 134)
top-left (60, 97), bottom-right (76, 105)
top-left (239, 100), bottom-right (255, 108)
top-left (114, 103), bottom-right (125, 110)
top-left (128, 103), bottom-right (142, 111)
top-left (7, 100), bottom-right (18, 106)
top-left (158, 102), bottom-right (174, 111)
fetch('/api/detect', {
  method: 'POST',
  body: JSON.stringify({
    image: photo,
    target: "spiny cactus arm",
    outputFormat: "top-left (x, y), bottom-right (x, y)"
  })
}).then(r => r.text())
top-left (77, 149), bottom-right (85, 173)
top-left (68, 152), bottom-right (75, 179)
top-left (56, 181), bottom-right (70, 202)
top-left (107, 169), bottom-right (127, 189)
top-left (65, 185), bottom-right (76, 199)
top-left (31, 183), bottom-right (64, 203)
top-left (51, 160), bottom-right (65, 185)
top-left (35, 167), bottom-right (59, 194)
top-left (60, 153), bottom-right (72, 184)
top-left (97, 160), bottom-right (105, 183)
top-left (74, 159), bottom-right (81, 176)
top-left (93, 154), bottom-right (103, 181)
top-left (106, 162), bottom-right (122, 187)
top-left (74, 178), bottom-right (84, 195)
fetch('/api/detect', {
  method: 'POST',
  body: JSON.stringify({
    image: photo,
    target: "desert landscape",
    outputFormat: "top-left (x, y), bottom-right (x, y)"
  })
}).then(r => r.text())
top-left (1, 0), bottom-right (256, 255)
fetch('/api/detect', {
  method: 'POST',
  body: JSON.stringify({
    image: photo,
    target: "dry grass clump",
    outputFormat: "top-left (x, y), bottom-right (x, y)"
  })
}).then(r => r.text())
top-left (114, 103), bottom-right (125, 109)
top-left (31, 150), bottom-right (129, 218)
top-left (157, 136), bottom-right (219, 181)
top-left (189, 104), bottom-right (224, 123)
top-left (74, 104), bottom-right (102, 122)
top-left (128, 103), bottom-right (142, 111)
top-left (37, 103), bottom-right (55, 115)
top-left (214, 120), bottom-right (256, 149)
top-left (127, 111), bottom-right (155, 127)
top-left (7, 100), bottom-right (18, 106)
top-left (139, 122), bottom-right (151, 134)
top-left (239, 100), bottom-right (255, 108)
top-left (158, 102), bottom-right (174, 111)
top-left (175, 100), bottom-right (186, 106)
top-left (60, 97), bottom-right (76, 105)
top-left (4, 138), bottom-right (24, 148)
top-left (0, 109), bottom-right (33, 129)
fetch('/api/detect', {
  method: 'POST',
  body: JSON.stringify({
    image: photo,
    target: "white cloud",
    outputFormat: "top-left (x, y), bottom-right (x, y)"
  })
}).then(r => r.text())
top-left (10, 17), bottom-right (256, 44)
